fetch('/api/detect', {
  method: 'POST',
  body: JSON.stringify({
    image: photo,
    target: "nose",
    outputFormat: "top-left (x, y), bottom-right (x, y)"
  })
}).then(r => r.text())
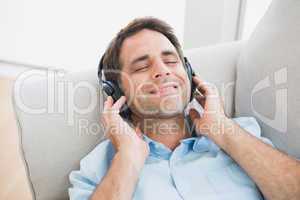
top-left (152, 60), bottom-right (171, 79)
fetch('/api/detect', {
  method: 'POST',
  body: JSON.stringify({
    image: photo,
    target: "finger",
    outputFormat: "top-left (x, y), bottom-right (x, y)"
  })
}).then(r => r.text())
top-left (112, 96), bottom-right (127, 110)
top-left (193, 76), bottom-right (219, 97)
top-left (195, 94), bottom-right (206, 108)
top-left (192, 76), bottom-right (209, 95)
top-left (135, 125), bottom-right (143, 139)
top-left (104, 96), bottom-right (114, 109)
top-left (103, 96), bottom-right (115, 115)
top-left (189, 108), bottom-right (200, 122)
top-left (134, 122), bottom-right (143, 138)
top-left (193, 75), bottom-right (216, 94)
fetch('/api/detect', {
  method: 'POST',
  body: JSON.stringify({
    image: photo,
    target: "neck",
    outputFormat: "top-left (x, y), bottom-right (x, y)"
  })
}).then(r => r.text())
top-left (131, 113), bottom-right (191, 150)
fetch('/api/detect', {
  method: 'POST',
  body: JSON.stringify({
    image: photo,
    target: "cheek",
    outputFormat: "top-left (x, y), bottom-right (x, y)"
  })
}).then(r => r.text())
top-left (121, 75), bottom-right (144, 102)
top-left (176, 68), bottom-right (190, 90)
top-left (120, 75), bottom-right (135, 100)
top-left (176, 69), bottom-right (191, 102)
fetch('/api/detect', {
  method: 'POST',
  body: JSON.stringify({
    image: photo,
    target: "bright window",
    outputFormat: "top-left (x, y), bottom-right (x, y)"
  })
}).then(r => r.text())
top-left (241, 0), bottom-right (273, 39)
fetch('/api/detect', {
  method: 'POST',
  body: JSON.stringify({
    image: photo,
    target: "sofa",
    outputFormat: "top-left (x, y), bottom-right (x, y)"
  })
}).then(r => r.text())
top-left (11, 0), bottom-right (300, 199)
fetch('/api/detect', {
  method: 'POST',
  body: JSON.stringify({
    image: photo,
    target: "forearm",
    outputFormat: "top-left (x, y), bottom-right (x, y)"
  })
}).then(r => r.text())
top-left (209, 118), bottom-right (300, 200)
top-left (90, 151), bottom-right (144, 200)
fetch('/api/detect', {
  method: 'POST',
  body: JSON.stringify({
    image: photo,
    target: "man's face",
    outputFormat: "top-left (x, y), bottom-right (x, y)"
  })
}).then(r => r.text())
top-left (119, 29), bottom-right (191, 118)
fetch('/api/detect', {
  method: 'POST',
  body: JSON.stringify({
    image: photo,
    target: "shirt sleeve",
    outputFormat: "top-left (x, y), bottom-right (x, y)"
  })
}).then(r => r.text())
top-left (233, 117), bottom-right (275, 147)
top-left (68, 139), bottom-right (115, 200)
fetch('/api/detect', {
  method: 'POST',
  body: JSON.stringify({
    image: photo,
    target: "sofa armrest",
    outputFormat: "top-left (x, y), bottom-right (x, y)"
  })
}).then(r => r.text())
top-left (184, 41), bottom-right (244, 117)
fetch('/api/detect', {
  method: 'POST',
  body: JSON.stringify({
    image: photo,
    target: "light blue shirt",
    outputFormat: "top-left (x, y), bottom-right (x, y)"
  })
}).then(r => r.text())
top-left (69, 117), bottom-right (273, 200)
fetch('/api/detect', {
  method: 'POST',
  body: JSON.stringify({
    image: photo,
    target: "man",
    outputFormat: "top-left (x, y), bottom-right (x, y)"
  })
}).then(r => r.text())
top-left (69, 17), bottom-right (300, 200)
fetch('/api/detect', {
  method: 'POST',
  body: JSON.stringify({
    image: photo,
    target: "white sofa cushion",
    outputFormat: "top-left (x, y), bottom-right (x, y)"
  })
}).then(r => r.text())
top-left (13, 69), bottom-right (106, 200)
top-left (235, 0), bottom-right (300, 158)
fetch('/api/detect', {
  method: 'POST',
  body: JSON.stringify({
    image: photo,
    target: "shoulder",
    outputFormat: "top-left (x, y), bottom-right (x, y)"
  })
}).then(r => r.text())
top-left (68, 139), bottom-right (115, 199)
top-left (232, 117), bottom-right (274, 147)
top-left (232, 117), bottom-right (261, 137)
top-left (74, 139), bottom-right (116, 183)
top-left (81, 139), bottom-right (115, 171)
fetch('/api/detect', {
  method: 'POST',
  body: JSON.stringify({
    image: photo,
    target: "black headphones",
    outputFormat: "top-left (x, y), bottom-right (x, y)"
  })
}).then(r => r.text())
top-left (98, 54), bottom-right (197, 120)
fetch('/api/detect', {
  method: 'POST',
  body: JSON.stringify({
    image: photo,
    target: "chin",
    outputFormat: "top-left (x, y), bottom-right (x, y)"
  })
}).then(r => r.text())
top-left (157, 110), bottom-right (184, 118)
top-left (145, 103), bottom-right (185, 118)
top-left (132, 93), bottom-right (189, 117)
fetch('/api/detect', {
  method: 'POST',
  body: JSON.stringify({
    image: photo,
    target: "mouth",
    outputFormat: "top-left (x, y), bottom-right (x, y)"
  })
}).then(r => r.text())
top-left (149, 82), bottom-right (179, 96)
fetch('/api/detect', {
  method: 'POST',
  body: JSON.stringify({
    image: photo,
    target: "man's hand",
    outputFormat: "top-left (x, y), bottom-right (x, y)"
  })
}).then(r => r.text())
top-left (188, 75), bottom-right (300, 200)
top-left (91, 96), bottom-right (149, 200)
top-left (189, 75), bottom-right (229, 139)
top-left (100, 95), bottom-right (149, 170)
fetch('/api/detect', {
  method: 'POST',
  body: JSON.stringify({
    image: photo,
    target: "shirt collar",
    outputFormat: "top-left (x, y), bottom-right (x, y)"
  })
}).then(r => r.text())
top-left (142, 134), bottom-right (220, 159)
top-left (142, 134), bottom-right (172, 159)
top-left (192, 136), bottom-right (220, 156)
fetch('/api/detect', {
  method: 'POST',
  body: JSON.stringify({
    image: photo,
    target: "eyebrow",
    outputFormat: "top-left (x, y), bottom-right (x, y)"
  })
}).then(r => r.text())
top-left (130, 50), bottom-right (178, 66)
top-left (161, 50), bottom-right (178, 58)
top-left (130, 55), bottom-right (149, 66)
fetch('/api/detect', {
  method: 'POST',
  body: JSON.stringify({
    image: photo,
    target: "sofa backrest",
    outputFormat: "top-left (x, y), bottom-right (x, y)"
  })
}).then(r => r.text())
top-left (12, 41), bottom-right (241, 200)
top-left (13, 69), bottom-right (106, 200)
top-left (13, 0), bottom-right (300, 199)
top-left (235, 0), bottom-right (300, 159)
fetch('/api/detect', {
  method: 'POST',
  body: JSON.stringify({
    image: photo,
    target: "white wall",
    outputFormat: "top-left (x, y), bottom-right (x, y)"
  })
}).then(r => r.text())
top-left (0, 0), bottom-right (185, 71)
top-left (183, 0), bottom-right (241, 49)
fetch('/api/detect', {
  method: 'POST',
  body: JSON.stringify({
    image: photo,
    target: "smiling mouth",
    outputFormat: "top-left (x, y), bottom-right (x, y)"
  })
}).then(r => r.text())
top-left (149, 84), bottom-right (179, 96)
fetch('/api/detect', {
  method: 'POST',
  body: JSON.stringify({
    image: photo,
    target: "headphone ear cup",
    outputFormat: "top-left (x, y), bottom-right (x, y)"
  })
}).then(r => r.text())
top-left (101, 80), bottom-right (132, 120)
top-left (98, 53), bottom-right (132, 120)
top-left (102, 80), bottom-right (114, 97)
top-left (102, 80), bottom-right (124, 102)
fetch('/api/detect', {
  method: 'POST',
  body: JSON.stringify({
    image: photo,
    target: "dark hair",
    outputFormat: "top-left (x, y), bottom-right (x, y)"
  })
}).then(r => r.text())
top-left (101, 17), bottom-right (184, 84)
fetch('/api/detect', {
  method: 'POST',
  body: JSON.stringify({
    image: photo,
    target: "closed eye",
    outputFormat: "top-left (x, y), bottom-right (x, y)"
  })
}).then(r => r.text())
top-left (165, 61), bottom-right (178, 65)
top-left (135, 66), bottom-right (149, 72)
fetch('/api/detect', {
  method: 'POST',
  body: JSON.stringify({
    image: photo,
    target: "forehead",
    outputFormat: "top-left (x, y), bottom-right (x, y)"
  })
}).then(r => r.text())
top-left (119, 29), bottom-right (178, 66)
